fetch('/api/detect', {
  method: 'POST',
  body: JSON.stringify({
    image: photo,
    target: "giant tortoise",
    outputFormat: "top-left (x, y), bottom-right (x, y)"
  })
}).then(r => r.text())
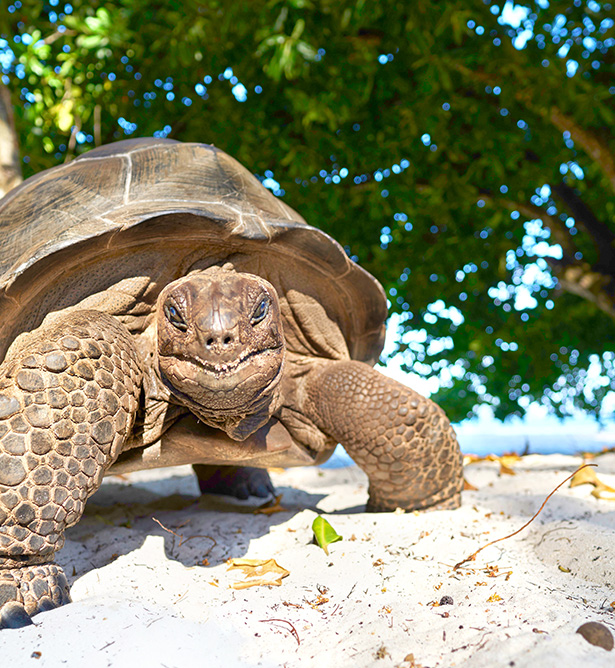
top-left (0, 138), bottom-right (462, 627)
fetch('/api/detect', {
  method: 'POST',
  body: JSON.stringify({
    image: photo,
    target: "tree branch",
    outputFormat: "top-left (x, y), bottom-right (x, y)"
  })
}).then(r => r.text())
top-left (0, 85), bottom-right (22, 198)
top-left (452, 63), bottom-right (615, 194)
top-left (64, 115), bottom-right (82, 163)
top-left (94, 104), bottom-right (101, 146)
top-left (490, 195), bottom-right (615, 320)
top-left (551, 182), bottom-right (615, 269)
top-left (43, 28), bottom-right (76, 45)
top-left (556, 263), bottom-right (615, 320)
top-left (549, 107), bottom-right (615, 194)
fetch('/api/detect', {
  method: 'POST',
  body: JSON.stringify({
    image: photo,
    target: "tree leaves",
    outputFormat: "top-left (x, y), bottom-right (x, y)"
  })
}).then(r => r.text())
top-left (257, 17), bottom-right (318, 81)
top-left (2, 0), bottom-right (615, 422)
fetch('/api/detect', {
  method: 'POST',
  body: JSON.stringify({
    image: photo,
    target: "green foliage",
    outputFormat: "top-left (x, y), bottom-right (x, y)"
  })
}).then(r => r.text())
top-left (1, 0), bottom-right (614, 422)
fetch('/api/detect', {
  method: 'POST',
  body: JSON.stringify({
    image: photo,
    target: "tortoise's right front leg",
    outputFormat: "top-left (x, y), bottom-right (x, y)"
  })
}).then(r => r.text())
top-left (302, 361), bottom-right (463, 512)
top-left (0, 310), bottom-right (141, 628)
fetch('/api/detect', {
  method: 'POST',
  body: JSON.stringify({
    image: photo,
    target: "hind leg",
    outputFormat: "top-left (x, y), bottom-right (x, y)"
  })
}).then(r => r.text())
top-left (193, 465), bottom-right (274, 500)
top-left (0, 311), bottom-right (141, 628)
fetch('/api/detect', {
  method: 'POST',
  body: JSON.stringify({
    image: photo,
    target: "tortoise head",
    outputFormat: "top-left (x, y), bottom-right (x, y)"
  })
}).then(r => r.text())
top-left (155, 265), bottom-right (285, 433)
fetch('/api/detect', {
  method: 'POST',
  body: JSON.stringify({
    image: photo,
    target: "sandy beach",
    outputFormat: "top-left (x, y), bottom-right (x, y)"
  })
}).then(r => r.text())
top-left (2, 451), bottom-right (615, 667)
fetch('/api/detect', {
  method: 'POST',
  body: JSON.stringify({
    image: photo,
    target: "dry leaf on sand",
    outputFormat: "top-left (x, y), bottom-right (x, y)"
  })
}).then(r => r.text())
top-left (570, 466), bottom-right (615, 500)
top-left (254, 494), bottom-right (288, 515)
top-left (463, 453), bottom-right (521, 475)
top-left (227, 558), bottom-right (290, 590)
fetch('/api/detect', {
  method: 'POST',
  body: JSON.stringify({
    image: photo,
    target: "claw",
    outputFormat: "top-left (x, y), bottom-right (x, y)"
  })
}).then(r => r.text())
top-left (252, 482), bottom-right (274, 499)
top-left (0, 563), bottom-right (71, 629)
top-left (0, 602), bottom-right (34, 629)
top-left (37, 596), bottom-right (56, 613)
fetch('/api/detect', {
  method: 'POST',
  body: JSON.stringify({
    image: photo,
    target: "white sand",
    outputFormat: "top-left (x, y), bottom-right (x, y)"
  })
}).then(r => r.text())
top-left (3, 453), bottom-right (615, 667)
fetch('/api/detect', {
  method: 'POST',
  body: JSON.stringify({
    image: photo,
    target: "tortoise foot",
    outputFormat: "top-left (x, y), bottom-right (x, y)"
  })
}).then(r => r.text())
top-left (193, 465), bottom-right (275, 500)
top-left (366, 491), bottom-right (462, 513)
top-left (0, 563), bottom-right (71, 629)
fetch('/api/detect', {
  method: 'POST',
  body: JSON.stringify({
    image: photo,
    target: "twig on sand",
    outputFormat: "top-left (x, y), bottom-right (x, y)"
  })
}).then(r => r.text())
top-left (259, 618), bottom-right (301, 645)
top-left (152, 516), bottom-right (181, 540)
top-left (454, 463), bottom-right (596, 570)
top-left (152, 516), bottom-right (217, 552)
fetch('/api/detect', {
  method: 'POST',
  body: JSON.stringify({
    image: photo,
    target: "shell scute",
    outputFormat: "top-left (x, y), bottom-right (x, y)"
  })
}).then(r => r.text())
top-left (0, 138), bottom-right (386, 366)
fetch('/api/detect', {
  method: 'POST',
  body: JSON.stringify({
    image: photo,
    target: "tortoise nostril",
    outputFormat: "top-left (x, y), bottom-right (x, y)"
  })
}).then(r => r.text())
top-left (205, 334), bottom-right (234, 348)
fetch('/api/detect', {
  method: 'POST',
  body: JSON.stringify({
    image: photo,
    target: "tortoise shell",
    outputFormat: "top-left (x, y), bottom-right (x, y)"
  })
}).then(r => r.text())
top-left (0, 138), bottom-right (386, 367)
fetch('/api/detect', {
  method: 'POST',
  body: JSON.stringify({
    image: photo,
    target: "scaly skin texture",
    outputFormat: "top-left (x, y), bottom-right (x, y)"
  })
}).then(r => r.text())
top-left (0, 310), bottom-right (141, 626)
top-left (304, 361), bottom-right (463, 511)
top-left (0, 564), bottom-right (70, 626)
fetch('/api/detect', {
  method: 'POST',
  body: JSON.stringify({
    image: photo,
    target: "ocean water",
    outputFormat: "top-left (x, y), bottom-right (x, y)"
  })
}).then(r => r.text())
top-left (454, 430), bottom-right (615, 457)
top-left (374, 346), bottom-right (615, 461)
top-left (321, 430), bottom-right (615, 468)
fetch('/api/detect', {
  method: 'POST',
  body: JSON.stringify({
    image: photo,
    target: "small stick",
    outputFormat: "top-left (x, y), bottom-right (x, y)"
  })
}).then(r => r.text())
top-left (152, 517), bottom-right (216, 551)
top-left (259, 618), bottom-right (300, 645)
top-left (454, 463), bottom-right (596, 570)
top-left (152, 516), bottom-right (182, 540)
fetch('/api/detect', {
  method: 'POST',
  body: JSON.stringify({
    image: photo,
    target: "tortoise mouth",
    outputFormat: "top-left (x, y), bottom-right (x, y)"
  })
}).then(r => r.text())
top-left (179, 345), bottom-right (283, 378)
top-left (158, 344), bottom-right (285, 412)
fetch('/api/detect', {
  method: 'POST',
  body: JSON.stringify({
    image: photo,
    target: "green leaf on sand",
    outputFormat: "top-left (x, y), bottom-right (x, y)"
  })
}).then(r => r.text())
top-left (312, 516), bottom-right (343, 555)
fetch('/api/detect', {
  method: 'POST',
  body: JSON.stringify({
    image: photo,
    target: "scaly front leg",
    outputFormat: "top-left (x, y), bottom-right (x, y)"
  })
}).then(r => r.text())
top-left (303, 361), bottom-right (463, 511)
top-left (0, 311), bottom-right (141, 628)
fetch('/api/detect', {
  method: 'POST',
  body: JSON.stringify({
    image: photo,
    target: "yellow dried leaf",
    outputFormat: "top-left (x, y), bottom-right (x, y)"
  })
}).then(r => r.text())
top-left (487, 593), bottom-right (502, 602)
top-left (227, 558), bottom-right (290, 589)
top-left (497, 454), bottom-right (520, 475)
top-left (592, 487), bottom-right (615, 500)
top-left (570, 466), bottom-right (615, 500)
top-left (254, 494), bottom-right (287, 515)
top-left (558, 564), bottom-right (571, 573)
top-left (403, 654), bottom-right (426, 668)
top-left (463, 453), bottom-right (520, 475)
top-left (570, 466), bottom-right (602, 488)
top-left (463, 478), bottom-right (478, 491)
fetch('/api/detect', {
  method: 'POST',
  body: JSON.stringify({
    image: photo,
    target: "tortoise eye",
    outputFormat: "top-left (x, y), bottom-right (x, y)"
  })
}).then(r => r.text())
top-left (164, 302), bottom-right (188, 332)
top-left (251, 297), bottom-right (269, 325)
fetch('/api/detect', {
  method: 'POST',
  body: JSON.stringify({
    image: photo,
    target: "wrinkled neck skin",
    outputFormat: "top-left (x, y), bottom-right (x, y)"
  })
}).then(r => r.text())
top-left (152, 264), bottom-right (286, 441)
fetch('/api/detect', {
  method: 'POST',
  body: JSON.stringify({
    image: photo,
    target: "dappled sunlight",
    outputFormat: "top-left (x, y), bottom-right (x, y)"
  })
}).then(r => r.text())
top-left (1, 0), bottom-right (614, 428)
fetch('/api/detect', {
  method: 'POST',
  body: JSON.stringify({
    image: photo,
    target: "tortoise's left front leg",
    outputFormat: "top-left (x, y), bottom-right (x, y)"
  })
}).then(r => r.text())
top-left (0, 310), bottom-right (142, 628)
top-left (303, 361), bottom-right (463, 512)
